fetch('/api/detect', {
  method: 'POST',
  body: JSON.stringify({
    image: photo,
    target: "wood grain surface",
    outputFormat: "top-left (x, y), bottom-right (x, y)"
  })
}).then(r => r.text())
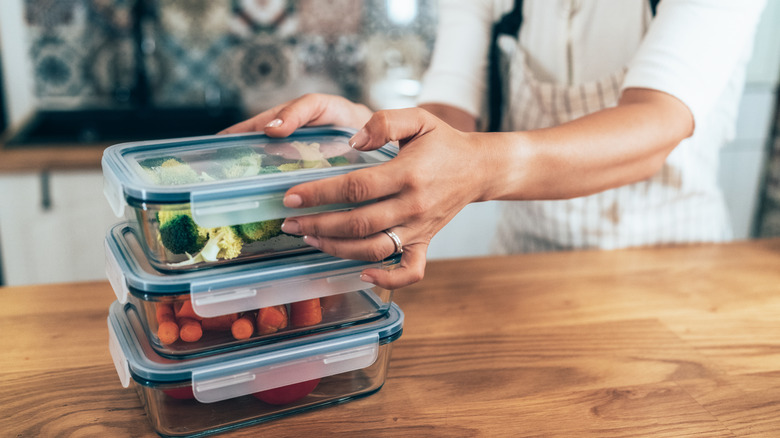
top-left (2, 239), bottom-right (779, 437)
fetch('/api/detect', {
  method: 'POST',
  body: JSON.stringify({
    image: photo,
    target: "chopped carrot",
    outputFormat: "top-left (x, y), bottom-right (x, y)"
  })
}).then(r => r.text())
top-left (174, 300), bottom-right (202, 321)
top-left (290, 298), bottom-right (322, 328)
top-left (256, 305), bottom-right (288, 335)
top-left (179, 317), bottom-right (203, 342)
top-left (155, 302), bottom-right (176, 324)
top-left (231, 314), bottom-right (255, 340)
top-left (157, 320), bottom-right (180, 345)
top-left (201, 313), bottom-right (239, 331)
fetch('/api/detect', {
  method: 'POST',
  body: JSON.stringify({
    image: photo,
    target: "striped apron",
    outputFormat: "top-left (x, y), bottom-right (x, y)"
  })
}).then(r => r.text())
top-left (490, 9), bottom-right (732, 254)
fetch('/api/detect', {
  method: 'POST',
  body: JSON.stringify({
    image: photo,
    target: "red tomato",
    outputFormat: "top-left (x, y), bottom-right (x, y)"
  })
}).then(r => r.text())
top-left (252, 378), bottom-right (321, 405)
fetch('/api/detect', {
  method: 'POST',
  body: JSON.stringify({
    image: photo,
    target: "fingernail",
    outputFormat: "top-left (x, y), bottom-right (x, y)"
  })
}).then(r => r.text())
top-left (265, 118), bottom-right (283, 128)
top-left (283, 193), bottom-right (302, 208)
top-left (349, 128), bottom-right (368, 149)
top-left (281, 219), bottom-right (301, 235)
top-left (360, 273), bottom-right (376, 284)
top-left (303, 235), bottom-right (321, 249)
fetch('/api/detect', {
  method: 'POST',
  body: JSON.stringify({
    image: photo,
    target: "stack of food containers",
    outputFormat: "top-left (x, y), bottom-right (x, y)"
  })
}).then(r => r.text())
top-left (101, 128), bottom-right (404, 436)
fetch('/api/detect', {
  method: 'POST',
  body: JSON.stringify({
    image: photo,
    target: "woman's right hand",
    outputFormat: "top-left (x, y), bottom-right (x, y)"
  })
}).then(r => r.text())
top-left (219, 93), bottom-right (374, 137)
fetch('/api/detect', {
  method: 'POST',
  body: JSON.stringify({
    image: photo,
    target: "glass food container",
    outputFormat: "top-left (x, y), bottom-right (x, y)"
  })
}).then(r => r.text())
top-left (106, 223), bottom-right (399, 358)
top-left (101, 127), bottom-right (398, 271)
top-left (108, 300), bottom-right (403, 437)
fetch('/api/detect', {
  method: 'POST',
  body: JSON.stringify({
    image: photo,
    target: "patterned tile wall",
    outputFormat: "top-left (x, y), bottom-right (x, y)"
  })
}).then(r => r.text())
top-left (23, 0), bottom-right (438, 114)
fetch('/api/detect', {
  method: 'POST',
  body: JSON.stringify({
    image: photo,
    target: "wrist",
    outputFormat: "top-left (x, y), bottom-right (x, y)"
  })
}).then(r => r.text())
top-left (469, 131), bottom-right (535, 202)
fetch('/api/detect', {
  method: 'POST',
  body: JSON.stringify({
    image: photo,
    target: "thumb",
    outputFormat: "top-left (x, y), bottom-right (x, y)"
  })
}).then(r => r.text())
top-left (350, 108), bottom-right (435, 151)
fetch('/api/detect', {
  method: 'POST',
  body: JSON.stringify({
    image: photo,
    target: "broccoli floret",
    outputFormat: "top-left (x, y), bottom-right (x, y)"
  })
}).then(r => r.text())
top-left (259, 166), bottom-right (282, 175)
top-left (235, 219), bottom-right (284, 242)
top-left (138, 156), bottom-right (179, 168)
top-left (221, 152), bottom-right (265, 179)
top-left (145, 158), bottom-right (200, 186)
top-left (159, 214), bottom-right (206, 254)
top-left (201, 226), bottom-right (244, 260)
top-left (327, 156), bottom-right (351, 166)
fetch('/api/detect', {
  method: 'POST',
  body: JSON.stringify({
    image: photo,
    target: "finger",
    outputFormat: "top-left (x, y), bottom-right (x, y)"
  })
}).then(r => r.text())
top-left (300, 229), bottom-right (401, 262)
top-left (264, 94), bottom-right (337, 137)
top-left (282, 197), bottom-right (408, 238)
top-left (283, 164), bottom-right (406, 209)
top-left (360, 244), bottom-right (427, 290)
top-left (349, 107), bottom-right (435, 151)
top-left (218, 94), bottom-right (333, 136)
top-left (218, 110), bottom-right (278, 134)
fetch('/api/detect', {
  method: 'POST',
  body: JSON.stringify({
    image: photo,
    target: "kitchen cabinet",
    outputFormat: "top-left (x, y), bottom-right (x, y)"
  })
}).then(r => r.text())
top-left (0, 170), bottom-right (117, 285)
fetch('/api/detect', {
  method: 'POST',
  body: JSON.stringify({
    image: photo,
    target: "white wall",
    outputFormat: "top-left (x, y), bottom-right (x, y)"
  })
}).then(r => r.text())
top-left (0, 0), bottom-right (35, 130)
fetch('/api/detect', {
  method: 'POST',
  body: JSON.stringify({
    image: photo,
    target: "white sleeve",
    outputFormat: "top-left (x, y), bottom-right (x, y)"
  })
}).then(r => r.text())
top-left (416, 0), bottom-right (494, 117)
top-left (622, 0), bottom-right (766, 128)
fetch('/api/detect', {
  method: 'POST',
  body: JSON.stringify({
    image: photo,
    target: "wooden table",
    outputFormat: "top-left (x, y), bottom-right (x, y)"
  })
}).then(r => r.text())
top-left (2, 239), bottom-right (779, 437)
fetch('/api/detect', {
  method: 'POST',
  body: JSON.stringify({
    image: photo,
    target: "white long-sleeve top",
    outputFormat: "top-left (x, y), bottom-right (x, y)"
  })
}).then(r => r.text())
top-left (417, 0), bottom-right (766, 134)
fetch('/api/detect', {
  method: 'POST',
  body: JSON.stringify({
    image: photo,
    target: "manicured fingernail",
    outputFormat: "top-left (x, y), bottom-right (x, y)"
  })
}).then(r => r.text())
top-left (281, 220), bottom-right (301, 235)
top-left (349, 128), bottom-right (368, 149)
top-left (283, 194), bottom-right (302, 208)
top-left (303, 235), bottom-right (321, 249)
top-left (360, 273), bottom-right (376, 284)
top-left (265, 118), bottom-right (283, 128)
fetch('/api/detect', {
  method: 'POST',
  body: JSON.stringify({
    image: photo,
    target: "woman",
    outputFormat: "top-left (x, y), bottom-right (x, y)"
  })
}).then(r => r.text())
top-left (222, 0), bottom-right (766, 289)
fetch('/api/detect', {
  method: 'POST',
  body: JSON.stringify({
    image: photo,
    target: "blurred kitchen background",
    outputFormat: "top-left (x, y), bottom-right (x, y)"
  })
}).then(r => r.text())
top-left (0, 0), bottom-right (779, 286)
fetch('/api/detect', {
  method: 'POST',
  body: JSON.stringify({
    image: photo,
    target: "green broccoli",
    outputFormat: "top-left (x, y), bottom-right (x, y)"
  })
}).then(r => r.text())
top-left (235, 219), bottom-right (284, 242)
top-left (157, 210), bottom-right (206, 255)
top-left (142, 158), bottom-right (200, 186)
top-left (221, 152), bottom-right (265, 179)
top-left (168, 225), bottom-right (245, 266)
top-left (327, 156), bottom-right (351, 167)
top-left (259, 166), bottom-right (282, 175)
top-left (211, 147), bottom-right (266, 179)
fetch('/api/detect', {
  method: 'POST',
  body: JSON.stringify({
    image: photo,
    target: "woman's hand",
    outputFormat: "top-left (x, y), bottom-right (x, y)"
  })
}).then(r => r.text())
top-left (219, 93), bottom-right (374, 136)
top-left (279, 108), bottom-right (499, 290)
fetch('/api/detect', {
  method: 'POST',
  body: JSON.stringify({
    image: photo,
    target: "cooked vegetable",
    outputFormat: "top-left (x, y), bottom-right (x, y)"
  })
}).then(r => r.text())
top-left (257, 305), bottom-right (289, 335)
top-left (148, 158), bottom-right (201, 185)
top-left (327, 156), bottom-right (351, 166)
top-left (179, 317), bottom-right (203, 342)
top-left (235, 220), bottom-right (284, 242)
top-left (201, 313), bottom-right (239, 331)
top-left (231, 314), bottom-right (255, 340)
top-left (158, 211), bottom-right (207, 255)
top-left (290, 141), bottom-right (330, 168)
top-left (174, 300), bottom-right (202, 321)
top-left (155, 303), bottom-right (180, 345)
top-left (290, 298), bottom-right (322, 328)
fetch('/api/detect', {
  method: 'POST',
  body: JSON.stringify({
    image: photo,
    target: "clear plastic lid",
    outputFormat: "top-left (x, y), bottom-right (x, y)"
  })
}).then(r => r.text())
top-left (102, 127), bottom-right (398, 226)
top-left (105, 223), bottom-right (400, 317)
top-left (108, 300), bottom-right (404, 403)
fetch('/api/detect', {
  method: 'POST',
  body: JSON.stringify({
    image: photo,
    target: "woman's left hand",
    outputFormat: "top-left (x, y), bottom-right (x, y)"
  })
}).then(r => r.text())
top-left (280, 108), bottom-right (498, 289)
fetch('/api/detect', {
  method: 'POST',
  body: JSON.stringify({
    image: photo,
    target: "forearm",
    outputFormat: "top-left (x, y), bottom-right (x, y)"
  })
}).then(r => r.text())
top-left (476, 88), bottom-right (694, 202)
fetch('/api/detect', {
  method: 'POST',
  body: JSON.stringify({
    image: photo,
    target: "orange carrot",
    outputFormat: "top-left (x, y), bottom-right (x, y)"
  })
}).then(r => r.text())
top-left (157, 320), bottom-right (180, 345)
top-left (155, 302), bottom-right (176, 324)
top-left (256, 305), bottom-right (288, 335)
top-left (174, 300), bottom-right (202, 321)
top-left (290, 298), bottom-right (322, 328)
top-left (201, 313), bottom-right (239, 331)
top-left (231, 314), bottom-right (255, 340)
top-left (179, 317), bottom-right (203, 342)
